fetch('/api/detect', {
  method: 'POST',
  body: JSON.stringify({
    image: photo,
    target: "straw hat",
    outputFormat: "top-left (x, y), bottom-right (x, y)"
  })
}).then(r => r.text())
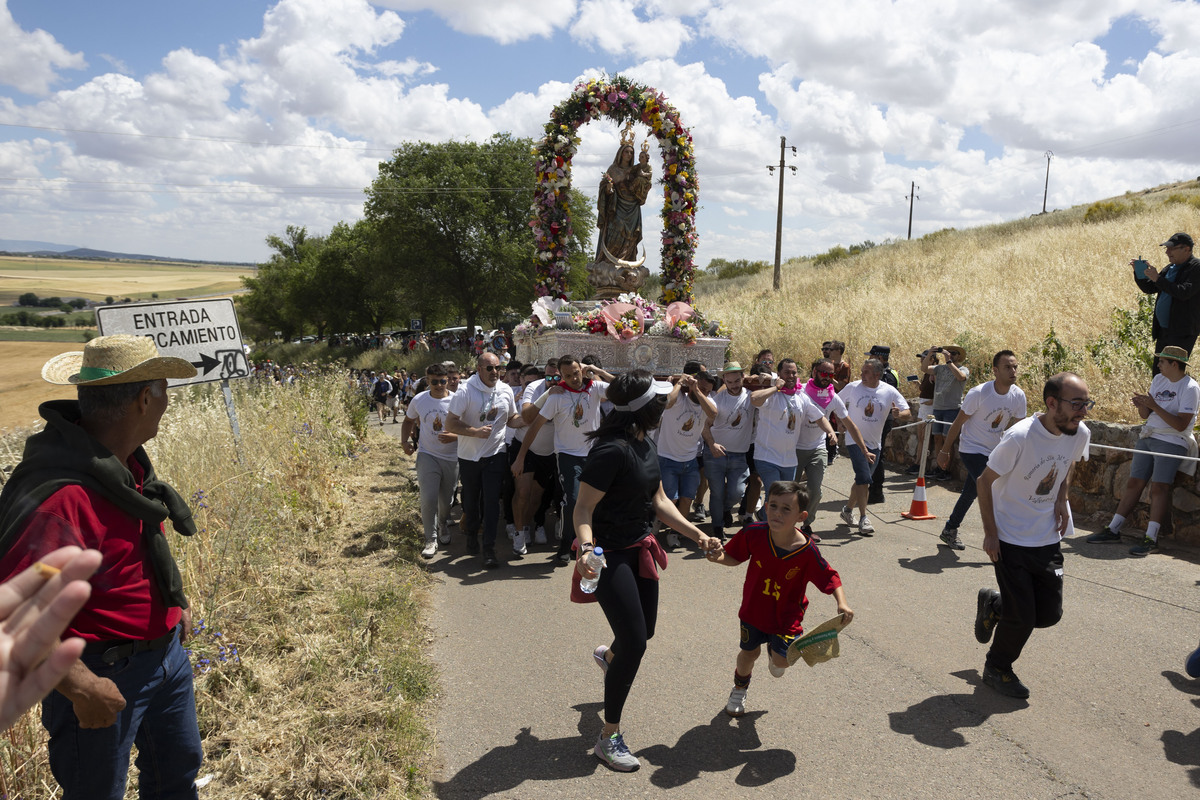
top-left (941, 344), bottom-right (966, 360)
top-left (785, 614), bottom-right (850, 667)
top-left (42, 334), bottom-right (197, 386)
top-left (1156, 345), bottom-right (1190, 364)
top-left (721, 361), bottom-right (745, 373)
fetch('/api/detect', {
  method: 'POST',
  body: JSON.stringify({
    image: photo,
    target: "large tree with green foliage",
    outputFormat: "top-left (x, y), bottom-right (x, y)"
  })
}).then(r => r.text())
top-left (364, 134), bottom-right (592, 336)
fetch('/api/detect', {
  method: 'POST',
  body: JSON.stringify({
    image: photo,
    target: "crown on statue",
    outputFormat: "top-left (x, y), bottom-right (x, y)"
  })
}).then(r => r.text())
top-left (640, 139), bottom-right (650, 156)
top-left (620, 121), bottom-right (636, 148)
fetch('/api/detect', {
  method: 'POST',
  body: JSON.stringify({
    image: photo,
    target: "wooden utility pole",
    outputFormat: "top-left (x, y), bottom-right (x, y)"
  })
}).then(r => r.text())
top-left (768, 137), bottom-right (797, 291)
top-left (1042, 151), bottom-right (1053, 214)
top-left (906, 181), bottom-right (919, 240)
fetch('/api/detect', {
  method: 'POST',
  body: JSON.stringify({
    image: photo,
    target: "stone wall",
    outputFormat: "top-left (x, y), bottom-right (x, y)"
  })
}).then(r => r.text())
top-left (886, 412), bottom-right (1200, 547)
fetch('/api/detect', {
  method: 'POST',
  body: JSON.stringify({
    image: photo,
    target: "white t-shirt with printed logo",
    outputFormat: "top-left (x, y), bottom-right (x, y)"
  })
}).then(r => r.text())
top-left (753, 391), bottom-right (823, 468)
top-left (522, 381), bottom-right (557, 457)
top-left (447, 375), bottom-right (517, 462)
top-left (710, 389), bottom-right (755, 453)
top-left (657, 394), bottom-right (708, 462)
top-left (796, 393), bottom-right (847, 451)
top-left (958, 382), bottom-right (1029, 456)
top-left (986, 415), bottom-right (1090, 547)
top-left (1145, 373), bottom-right (1200, 445)
top-left (838, 381), bottom-right (909, 449)
top-left (540, 380), bottom-right (610, 457)
top-left (405, 390), bottom-right (457, 461)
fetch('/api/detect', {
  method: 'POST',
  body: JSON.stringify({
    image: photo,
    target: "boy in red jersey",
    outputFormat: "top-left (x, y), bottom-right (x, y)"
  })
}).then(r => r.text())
top-left (706, 480), bottom-right (854, 717)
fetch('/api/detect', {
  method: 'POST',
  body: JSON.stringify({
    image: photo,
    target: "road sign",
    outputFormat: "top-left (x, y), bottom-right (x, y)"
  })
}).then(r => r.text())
top-left (411, 319), bottom-right (423, 330)
top-left (96, 299), bottom-right (250, 386)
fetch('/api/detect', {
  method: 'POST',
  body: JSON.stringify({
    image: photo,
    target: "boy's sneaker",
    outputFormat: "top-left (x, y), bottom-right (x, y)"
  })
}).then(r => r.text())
top-left (1129, 536), bottom-right (1158, 557)
top-left (982, 664), bottom-right (1030, 699)
top-left (858, 515), bottom-right (875, 536)
top-left (725, 687), bottom-right (748, 717)
top-left (939, 528), bottom-right (966, 550)
top-left (594, 732), bottom-right (640, 772)
top-left (1086, 527), bottom-right (1121, 544)
top-left (421, 541), bottom-right (437, 559)
top-left (666, 532), bottom-right (681, 549)
top-left (840, 506), bottom-right (856, 527)
top-left (506, 523), bottom-right (516, 540)
top-left (512, 528), bottom-right (528, 557)
top-left (593, 645), bottom-right (610, 674)
top-left (975, 587), bottom-right (1001, 643)
top-left (533, 526), bottom-right (547, 545)
top-left (768, 660), bottom-right (786, 678)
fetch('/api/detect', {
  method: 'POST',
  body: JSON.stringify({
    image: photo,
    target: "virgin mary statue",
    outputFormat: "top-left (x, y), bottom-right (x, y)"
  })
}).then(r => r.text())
top-left (588, 123), bottom-right (652, 298)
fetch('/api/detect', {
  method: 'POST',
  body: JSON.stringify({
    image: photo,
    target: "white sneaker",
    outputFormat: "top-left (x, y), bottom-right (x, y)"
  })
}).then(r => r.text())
top-left (726, 687), bottom-right (747, 717)
top-left (533, 526), bottom-right (547, 545)
top-left (593, 645), bottom-right (610, 674)
top-left (512, 528), bottom-right (528, 556)
top-left (768, 660), bottom-right (786, 678)
top-left (840, 506), bottom-right (856, 527)
top-left (858, 515), bottom-right (875, 536)
top-left (421, 541), bottom-right (437, 559)
top-left (666, 532), bottom-right (681, 549)
top-left (506, 523), bottom-right (516, 540)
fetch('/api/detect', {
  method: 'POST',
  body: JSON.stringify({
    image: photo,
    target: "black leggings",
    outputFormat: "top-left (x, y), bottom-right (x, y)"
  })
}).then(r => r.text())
top-left (594, 546), bottom-right (659, 725)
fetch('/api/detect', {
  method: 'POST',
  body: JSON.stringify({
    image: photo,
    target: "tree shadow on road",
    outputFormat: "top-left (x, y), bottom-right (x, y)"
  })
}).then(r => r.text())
top-left (888, 669), bottom-right (1028, 748)
top-left (897, 548), bottom-right (989, 575)
top-left (432, 702), bottom-right (606, 798)
top-left (638, 710), bottom-right (795, 788)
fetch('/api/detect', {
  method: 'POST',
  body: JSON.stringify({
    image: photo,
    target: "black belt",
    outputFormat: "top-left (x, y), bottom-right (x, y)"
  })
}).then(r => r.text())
top-left (83, 626), bottom-right (179, 665)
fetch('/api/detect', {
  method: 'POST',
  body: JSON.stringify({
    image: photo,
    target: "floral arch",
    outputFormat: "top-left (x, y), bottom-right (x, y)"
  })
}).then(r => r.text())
top-left (532, 75), bottom-right (697, 305)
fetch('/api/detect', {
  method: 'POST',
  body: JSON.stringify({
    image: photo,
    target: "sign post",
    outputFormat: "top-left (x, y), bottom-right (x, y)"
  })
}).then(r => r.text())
top-left (97, 299), bottom-right (250, 460)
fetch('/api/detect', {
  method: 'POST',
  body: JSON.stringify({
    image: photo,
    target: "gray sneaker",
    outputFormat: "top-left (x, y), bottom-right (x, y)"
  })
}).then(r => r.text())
top-left (974, 587), bottom-right (1001, 643)
top-left (839, 506), bottom-right (855, 527)
top-left (939, 528), bottom-right (966, 550)
top-left (725, 687), bottom-right (748, 717)
top-left (1129, 536), bottom-right (1158, 557)
top-left (1086, 527), bottom-right (1121, 544)
top-left (594, 731), bottom-right (640, 772)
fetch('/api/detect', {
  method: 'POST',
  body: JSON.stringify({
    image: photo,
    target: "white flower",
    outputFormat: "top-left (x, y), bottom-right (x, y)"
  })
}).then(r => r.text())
top-left (531, 296), bottom-right (568, 326)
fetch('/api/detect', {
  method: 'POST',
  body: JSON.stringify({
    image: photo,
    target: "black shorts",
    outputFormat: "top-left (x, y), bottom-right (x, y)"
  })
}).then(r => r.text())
top-left (524, 451), bottom-right (558, 490)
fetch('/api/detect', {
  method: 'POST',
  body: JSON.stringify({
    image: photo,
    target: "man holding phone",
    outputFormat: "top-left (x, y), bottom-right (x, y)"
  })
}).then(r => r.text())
top-left (1134, 232), bottom-right (1200, 373)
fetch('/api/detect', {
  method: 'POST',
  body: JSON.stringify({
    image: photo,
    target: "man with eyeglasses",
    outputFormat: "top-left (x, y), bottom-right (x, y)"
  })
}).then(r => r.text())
top-left (973, 372), bottom-right (1091, 699)
top-left (1134, 232), bottom-right (1200, 374)
top-left (403, 363), bottom-right (459, 558)
top-left (445, 353), bottom-right (522, 568)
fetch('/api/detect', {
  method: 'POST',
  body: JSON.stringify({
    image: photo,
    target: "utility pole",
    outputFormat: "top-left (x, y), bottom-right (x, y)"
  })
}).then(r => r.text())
top-left (906, 181), bottom-right (919, 240)
top-left (1042, 151), bottom-right (1053, 214)
top-left (767, 136), bottom-right (797, 291)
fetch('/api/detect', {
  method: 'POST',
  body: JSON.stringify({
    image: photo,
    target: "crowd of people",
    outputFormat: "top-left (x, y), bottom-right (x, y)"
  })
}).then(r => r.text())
top-left (0, 233), bottom-right (1195, 793)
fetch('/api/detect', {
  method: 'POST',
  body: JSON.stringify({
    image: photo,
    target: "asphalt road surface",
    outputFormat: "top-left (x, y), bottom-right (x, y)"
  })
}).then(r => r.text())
top-left (383, 426), bottom-right (1200, 799)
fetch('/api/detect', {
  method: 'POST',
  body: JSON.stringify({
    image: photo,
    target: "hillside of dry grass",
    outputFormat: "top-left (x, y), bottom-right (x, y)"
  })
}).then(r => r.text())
top-left (696, 179), bottom-right (1200, 422)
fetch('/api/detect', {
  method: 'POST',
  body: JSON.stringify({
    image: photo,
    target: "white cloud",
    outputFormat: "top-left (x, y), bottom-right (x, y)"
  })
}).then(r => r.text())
top-left (570, 0), bottom-right (694, 59)
top-left (0, 0), bottom-right (85, 95)
top-left (375, 0), bottom-right (577, 43)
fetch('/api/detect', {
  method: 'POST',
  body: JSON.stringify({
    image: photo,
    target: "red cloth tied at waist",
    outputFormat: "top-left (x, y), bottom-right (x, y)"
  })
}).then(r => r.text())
top-left (569, 534), bottom-right (669, 604)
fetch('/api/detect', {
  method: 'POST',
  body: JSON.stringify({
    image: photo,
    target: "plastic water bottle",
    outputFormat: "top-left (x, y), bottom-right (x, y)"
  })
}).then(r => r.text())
top-left (579, 547), bottom-right (606, 594)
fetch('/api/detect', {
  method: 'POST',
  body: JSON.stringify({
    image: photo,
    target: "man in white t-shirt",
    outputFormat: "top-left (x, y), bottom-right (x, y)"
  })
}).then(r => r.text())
top-left (657, 362), bottom-right (718, 547)
top-left (837, 358), bottom-right (910, 535)
top-left (401, 363), bottom-right (459, 558)
top-left (750, 358), bottom-right (832, 522)
top-left (445, 353), bottom-right (522, 569)
top-left (702, 362), bottom-right (755, 541)
top-left (974, 372), bottom-right (1091, 699)
top-left (935, 350), bottom-right (1027, 551)
top-left (512, 355), bottom-right (613, 564)
top-left (1086, 345), bottom-right (1199, 556)
top-left (796, 357), bottom-right (873, 539)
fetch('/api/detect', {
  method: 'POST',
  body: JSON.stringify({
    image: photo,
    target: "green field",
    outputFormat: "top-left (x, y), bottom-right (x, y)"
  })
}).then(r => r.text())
top-left (0, 328), bottom-right (93, 342)
top-left (0, 255), bottom-right (254, 304)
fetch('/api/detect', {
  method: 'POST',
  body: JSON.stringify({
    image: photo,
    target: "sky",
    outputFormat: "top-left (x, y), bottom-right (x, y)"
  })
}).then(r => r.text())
top-left (1, 0), bottom-right (1199, 270)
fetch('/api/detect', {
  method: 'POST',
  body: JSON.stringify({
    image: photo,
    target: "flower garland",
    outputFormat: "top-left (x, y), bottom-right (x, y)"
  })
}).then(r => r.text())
top-left (531, 74), bottom-right (698, 304)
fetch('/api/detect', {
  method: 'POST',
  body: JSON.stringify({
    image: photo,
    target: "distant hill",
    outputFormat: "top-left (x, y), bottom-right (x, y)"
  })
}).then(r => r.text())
top-left (0, 240), bottom-right (254, 267)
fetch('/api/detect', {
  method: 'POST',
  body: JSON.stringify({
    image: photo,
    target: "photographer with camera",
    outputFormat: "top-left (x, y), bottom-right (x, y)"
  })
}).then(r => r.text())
top-left (922, 345), bottom-right (969, 480)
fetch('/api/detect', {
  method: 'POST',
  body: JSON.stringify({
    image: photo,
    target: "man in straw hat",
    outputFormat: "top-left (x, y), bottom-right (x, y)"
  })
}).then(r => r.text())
top-left (1086, 345), bottom-right (1198, 557)
top-left (1134, 232), bottom-right (1200, 373)
top-left (973, 372), bottom-right (1091, 699)
top-left (0, 334), bottom-right (203, 799)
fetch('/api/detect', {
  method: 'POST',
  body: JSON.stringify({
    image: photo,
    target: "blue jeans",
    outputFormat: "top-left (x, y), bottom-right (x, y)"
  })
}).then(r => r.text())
top-left (946, 451), bottom-right (991, 530)
top-left (703, 448), bottom-right (749, 536)
top-left (460, 452), bottom-right (508, 552)
top-left (43, 632), bottom-right (201, 800)
top-left (753, 459), bottom-right (796, 520)
top-left (557, 452), bottom-right (589, 556)
top-left (659, 456), bottom-right (701, 503)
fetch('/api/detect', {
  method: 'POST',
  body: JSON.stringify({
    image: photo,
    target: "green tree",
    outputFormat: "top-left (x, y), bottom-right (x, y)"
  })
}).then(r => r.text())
top-left (18, 292), bottom-right (38, 306)
top-left (240, 226), bottom-right (331, 339)
top-left (364, 134), bottom-right (592, 336)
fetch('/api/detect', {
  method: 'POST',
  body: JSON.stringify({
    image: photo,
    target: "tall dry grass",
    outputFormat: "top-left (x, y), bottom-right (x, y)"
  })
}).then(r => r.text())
top-left (0, 374), bottom-right (436, 799)
top-left (697, 190), bottom-right (1200, 421)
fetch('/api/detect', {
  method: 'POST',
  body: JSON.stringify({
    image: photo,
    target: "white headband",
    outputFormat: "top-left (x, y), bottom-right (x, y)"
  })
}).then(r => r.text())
top-left (612, 383), bottom-right (663, 412)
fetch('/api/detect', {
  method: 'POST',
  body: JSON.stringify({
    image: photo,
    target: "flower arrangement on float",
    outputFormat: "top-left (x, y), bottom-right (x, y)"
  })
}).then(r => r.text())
top-left (513, 293), bottom-right (729, 347)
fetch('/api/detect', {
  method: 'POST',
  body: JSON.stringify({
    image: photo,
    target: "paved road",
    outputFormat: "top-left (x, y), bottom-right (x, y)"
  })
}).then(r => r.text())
top-left (382, 425), bottom-right (1200, 799)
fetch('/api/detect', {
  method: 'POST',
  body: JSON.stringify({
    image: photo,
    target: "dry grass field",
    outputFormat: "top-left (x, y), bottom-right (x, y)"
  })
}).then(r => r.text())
top-left (697, 182), bottom-right (1200, 422)
top-left (0, 255), bottom-right (252, 304)
top-left (0, 341), bottom-right (83, 431)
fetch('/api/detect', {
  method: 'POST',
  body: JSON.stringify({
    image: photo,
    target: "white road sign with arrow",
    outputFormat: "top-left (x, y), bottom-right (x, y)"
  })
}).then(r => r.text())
top-left (96, 299), bottom-right (250, 387)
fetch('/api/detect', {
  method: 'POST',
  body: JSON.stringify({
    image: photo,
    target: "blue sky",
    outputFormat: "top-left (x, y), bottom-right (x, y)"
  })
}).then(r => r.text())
top-left (1, 0), bottom-right (1198, 269)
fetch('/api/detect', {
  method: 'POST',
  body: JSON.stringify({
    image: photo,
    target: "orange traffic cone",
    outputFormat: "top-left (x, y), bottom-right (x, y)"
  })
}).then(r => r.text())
top-left (901, 476), bottom-right (936, 520)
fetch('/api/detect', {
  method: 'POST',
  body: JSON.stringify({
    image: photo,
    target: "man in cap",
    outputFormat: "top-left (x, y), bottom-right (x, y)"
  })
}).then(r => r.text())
top-left (864, 345), bottom-right (900, 504)
top-left (1086, 345), bottom-right (1198, 556)
top-left (0, 335), bottom-right (203, 798)
top-left (1135, 232), bottom-right (1200, 372)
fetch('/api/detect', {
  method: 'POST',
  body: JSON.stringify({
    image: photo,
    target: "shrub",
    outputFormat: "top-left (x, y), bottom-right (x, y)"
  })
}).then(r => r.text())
top-left (1163, 193), bottom-right (1200, 211)
top-left (1083, 199), bottom-right (1146, 224)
